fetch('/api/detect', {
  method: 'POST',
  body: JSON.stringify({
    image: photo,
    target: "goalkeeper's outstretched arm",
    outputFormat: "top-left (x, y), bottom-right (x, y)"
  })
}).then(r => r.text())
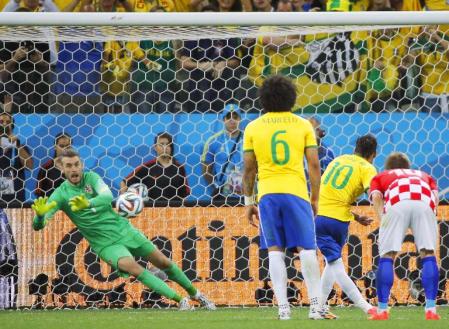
top-left (32, 194), bottom-right (62, 231)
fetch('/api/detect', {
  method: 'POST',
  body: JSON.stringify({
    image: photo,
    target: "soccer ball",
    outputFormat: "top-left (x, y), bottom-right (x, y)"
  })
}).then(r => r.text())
top-left (127, 183), bottom-right (149, 201)
top-left (116, 191), bottom-right (143, 218)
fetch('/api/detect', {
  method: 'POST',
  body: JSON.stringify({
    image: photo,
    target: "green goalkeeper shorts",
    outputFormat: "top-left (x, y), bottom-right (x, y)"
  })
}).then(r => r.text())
top-left (98, 228), bottom-right (156, 276)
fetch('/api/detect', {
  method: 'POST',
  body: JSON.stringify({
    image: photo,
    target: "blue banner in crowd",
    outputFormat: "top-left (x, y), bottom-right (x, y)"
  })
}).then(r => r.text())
top-left (14, 112), bottom-right (449, 202)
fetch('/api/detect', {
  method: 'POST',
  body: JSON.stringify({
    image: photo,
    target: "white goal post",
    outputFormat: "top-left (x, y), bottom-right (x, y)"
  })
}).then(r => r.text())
top-left (0, 11), bottom-right (448, 41)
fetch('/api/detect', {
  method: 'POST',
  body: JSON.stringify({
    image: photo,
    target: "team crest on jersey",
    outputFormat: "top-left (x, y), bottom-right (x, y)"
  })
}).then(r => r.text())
top-left (84, 185), bottom-right (93, 194)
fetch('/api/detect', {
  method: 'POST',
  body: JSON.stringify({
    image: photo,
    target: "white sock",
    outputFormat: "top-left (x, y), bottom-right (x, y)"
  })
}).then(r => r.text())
top-left (300, 249), bottom-right (322, 310)
top-left (321, 262), bottom-right (335, 307)
top-left (268, 251), bottom-right (289, 307)
top-left (330, 258), bottom-right (372, 313)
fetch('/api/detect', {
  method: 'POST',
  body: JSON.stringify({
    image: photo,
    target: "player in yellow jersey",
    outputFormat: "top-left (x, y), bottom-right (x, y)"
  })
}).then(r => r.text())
top-left (243, 75), bottom-right (325, 320)
top-left (315, 135), bottom-right (378, 319)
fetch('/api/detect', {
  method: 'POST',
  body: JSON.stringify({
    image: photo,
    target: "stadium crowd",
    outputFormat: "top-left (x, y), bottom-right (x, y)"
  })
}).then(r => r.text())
top-left (0, 0), bottom-right (448, 114)
top-left (0, 0), bottom-right (448, 206)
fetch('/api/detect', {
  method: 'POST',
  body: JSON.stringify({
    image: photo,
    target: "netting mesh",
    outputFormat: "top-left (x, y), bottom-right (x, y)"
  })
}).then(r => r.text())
top-left (0, 24), bottom-right (407, 42)
top-left (1, 20), bottom-right (449, 310)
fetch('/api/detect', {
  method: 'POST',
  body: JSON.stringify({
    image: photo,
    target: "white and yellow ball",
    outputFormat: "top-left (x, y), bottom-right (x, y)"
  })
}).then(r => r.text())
top-left (116, 191), bottom-right (143, 218)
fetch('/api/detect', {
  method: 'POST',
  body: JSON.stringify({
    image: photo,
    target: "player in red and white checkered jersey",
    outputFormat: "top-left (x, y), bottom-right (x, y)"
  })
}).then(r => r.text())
top-left (369, 152), bottom-right (440, 321)
top-left (370, 168), bottom-right (438, 215)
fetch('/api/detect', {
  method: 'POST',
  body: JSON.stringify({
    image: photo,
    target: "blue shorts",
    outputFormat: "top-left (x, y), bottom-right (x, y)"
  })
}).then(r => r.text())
top-left (315, 215), bottom-right (350, 263)
top-left (258, 194), bottom-right (316, 250)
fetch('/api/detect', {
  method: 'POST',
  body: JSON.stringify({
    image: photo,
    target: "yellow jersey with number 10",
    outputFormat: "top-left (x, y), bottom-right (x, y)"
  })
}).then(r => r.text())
top-left (243, 112), bottom-right (317, 202)
top-left (318, 154), bottom-right (377, 222)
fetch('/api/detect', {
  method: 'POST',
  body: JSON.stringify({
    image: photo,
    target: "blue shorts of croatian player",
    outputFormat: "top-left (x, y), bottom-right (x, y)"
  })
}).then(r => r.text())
top-left (258, 194), bottom-right (316, 250)
top-left (315, 215), bottom-right (350, 263)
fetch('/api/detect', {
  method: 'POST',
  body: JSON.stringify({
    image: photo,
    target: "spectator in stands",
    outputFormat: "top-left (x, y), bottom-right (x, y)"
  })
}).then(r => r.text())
top-left (59, 0), bottom-right (88, 12)
top-left (0, 8), bottom-right (51, 113)
top-left (0, 94), bottom-right (12, 113)
top-left (52, 4), bottom-right (104, 113)
top-left (366, 19), bottom-right (413, 112)
top-left (291, 0), bottom-right (323, 11)
top-left (129, 6), bottom-right (177, 113)
top-left (172, 0), bottom-right (194, 12)
top-left (215, 0), bottom-right (243, 11)
top-left (252, 0), bottom-right (272, 11)
top-left (201, 104), bottom-right (243, 203)
top-left (415, 25), bottom-right (449, 113)
top-left (179, 7), bottom-right (241, 113)
top-left (308, 117), bottom-right (335, 174)
top-left (3, 0), bottom-right (58, 66)
top-left (120, 132), bottom-right (190, 203)
top-left (2, 0), bottom-right (58, 12)
top-left (276, 0), bottom-right (293, 11)
top-left (0, 112), bottom-right (33, 205)
top-left (35, 133), bottom-right (71, 198)
top-left (96, 0), bottom-right (133, 12)
top-left (368, 0), bottom-right (391, 10)
top-left (190, 0), bottom-right (209, 11)
top-left (96, 0), bottom-right (134, 113)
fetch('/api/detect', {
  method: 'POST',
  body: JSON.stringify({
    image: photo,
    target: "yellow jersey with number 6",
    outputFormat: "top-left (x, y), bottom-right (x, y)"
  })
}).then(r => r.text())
top-left (318, 154), bottom-right (377, 222)
top-left (243, 112), bottom-right (317, 201)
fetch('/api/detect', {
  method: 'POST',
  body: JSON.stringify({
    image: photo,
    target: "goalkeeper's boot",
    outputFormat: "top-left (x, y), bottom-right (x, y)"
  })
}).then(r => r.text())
top-left (425, 310), bottom-right (440, 320)
top-left (178, 297), bottom-right (193, 311)
top-left (320, 304), bottom-right (338, 320)
top-left (191, 291), bottom-right (216, 310)
top-left (278, 304), bottom-right (291, 320)
top-left (369, 309), bottom-right (389, 320)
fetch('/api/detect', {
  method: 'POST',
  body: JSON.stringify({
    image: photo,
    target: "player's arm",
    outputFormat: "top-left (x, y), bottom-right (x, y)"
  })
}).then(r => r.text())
top-left (371, 192), bottom-right (384, 221)
top-left (305, 147), bottom-right (320, 216)
top-left (304, 120), bottom-right (320, 215)
top-left (242, 150), bottom-right (259, 227)
top-left (88, 173), bottom-right (114, 209)
top-left (242, 124), bottom-right (258, 226)
top-left (428, 174), bottom-right (439, 214)
top-left (201, 140), bottom-right (215, 186)
top-left (70, 173), bottom-right (113, 212)
top-left (32, 192), bottom-right (62, 231)
top-left (355, 166), bottom-right (378, 225)
top-left (352, 212), bottom-right (373, 226)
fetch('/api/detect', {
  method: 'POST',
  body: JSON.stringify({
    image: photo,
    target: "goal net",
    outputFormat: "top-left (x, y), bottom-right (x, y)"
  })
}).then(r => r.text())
top-left (0, 11), bottom-right (448, 310)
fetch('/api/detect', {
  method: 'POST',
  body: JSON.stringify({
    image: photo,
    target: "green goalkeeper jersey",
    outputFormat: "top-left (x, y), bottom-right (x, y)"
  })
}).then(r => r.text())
top-left (32, 171), bottom-right (133, 252)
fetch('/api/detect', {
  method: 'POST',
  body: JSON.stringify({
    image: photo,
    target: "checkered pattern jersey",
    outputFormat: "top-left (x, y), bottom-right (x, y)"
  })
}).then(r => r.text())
top-left (370, 169), bottom-right (438, 213)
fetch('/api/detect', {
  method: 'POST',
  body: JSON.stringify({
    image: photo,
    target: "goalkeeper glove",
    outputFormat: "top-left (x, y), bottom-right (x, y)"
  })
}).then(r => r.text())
top-left (32, 197), bottom-right (57, 217)
top-left (69, 195), bottom-right (90, 212)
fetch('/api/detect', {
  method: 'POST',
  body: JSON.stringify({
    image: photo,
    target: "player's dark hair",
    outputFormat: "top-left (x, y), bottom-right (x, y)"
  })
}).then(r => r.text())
top-left (385, 152), bottom-right (411, 170)
top-left (354, 134), bottom-right (377, 159)
top-left (259, 75), bottom-right (296, 113)
top-left (154, 132), bottom-right (174, 156)
top-left (60, 148), bottom-right (80, 159)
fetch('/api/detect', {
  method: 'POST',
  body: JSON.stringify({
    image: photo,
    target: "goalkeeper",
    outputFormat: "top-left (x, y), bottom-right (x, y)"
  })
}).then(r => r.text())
top-left (32, 148), bottom-right (215, 310)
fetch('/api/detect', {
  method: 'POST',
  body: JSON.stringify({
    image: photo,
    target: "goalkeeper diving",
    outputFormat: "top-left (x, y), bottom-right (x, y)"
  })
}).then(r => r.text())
top-left (32, 148), bottom-right (215, 310)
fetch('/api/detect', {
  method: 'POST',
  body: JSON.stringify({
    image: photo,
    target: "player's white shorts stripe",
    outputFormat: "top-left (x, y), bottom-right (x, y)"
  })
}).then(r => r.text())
top-left (258, 204), bottom-right (269, 250)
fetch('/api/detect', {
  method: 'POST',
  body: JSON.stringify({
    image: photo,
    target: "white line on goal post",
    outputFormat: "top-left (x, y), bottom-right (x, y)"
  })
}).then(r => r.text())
top-left (0, 11), bottom-right (448, 26)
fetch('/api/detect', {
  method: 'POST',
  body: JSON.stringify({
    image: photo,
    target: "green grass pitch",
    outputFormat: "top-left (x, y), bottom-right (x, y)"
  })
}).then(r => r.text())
top-left (1, 307), bottom-right (448, 329)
